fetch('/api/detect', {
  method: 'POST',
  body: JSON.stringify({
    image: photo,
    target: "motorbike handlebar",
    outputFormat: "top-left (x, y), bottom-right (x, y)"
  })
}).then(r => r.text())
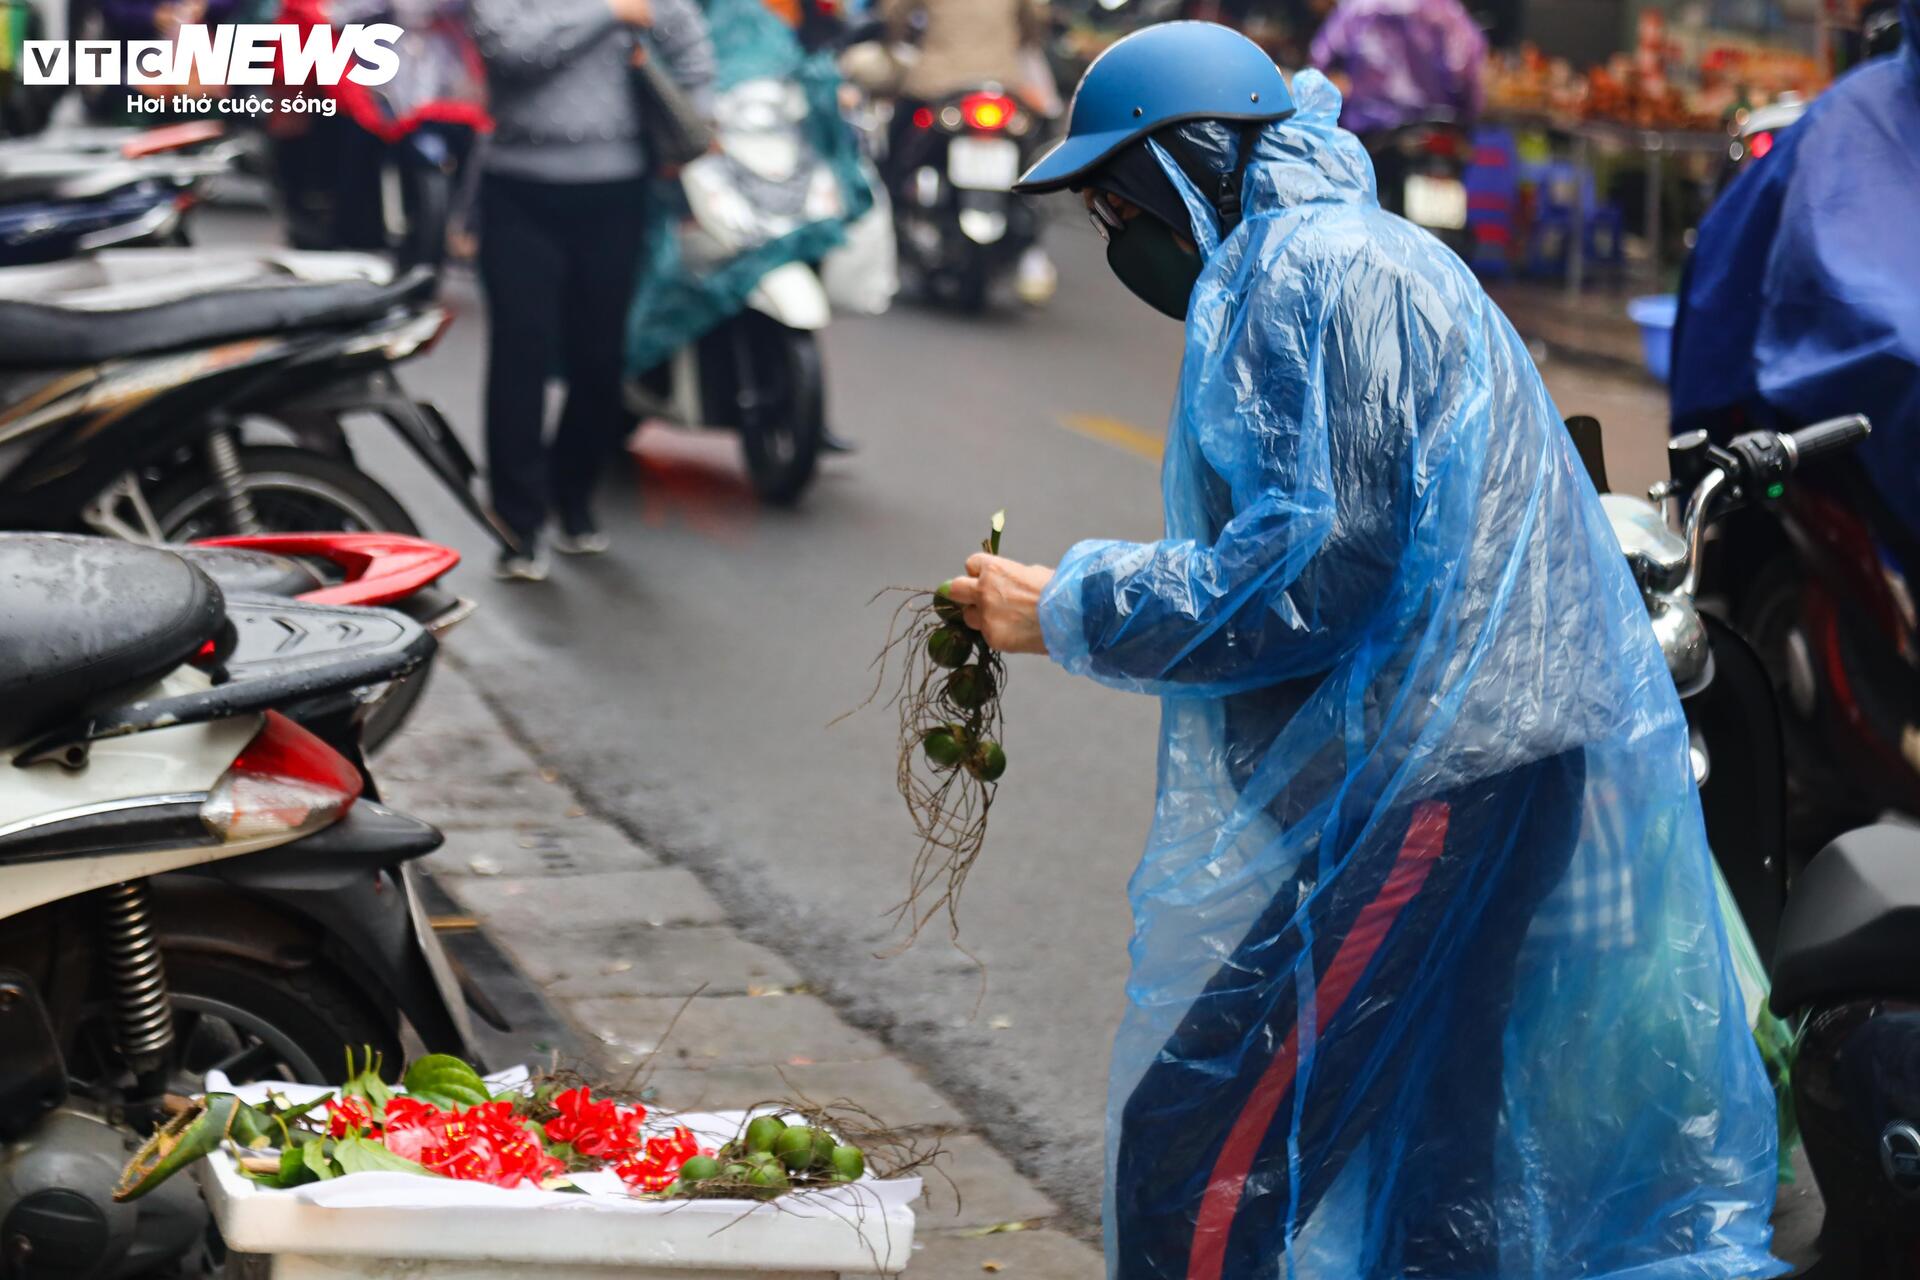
top-left (1787, 414), bottom-right (1872, 467)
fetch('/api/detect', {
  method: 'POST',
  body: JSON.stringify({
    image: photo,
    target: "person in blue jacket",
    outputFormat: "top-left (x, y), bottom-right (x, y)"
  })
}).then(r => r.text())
top-left (1671, 0), bottom-right (1920, 542)
top-left (944, 21), bottom-right (1783, 1280)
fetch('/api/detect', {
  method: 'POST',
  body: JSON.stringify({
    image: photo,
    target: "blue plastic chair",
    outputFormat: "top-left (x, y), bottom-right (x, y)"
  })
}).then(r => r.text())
top-left (1465, 127), bottom-right (1520, 280)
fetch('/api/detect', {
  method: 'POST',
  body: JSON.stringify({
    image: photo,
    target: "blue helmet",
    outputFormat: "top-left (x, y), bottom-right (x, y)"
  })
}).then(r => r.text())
top-left (1013, 22), bottom-right (1294, 194)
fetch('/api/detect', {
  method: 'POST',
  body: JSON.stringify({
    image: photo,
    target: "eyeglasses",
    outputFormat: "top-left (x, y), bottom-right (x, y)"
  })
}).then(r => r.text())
top-left (1086, 191), bottom-right (1125, 243)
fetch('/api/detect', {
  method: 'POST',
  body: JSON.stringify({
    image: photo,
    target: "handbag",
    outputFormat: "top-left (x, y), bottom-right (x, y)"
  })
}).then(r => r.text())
top-left (629, 44), bottom-right (712, 174)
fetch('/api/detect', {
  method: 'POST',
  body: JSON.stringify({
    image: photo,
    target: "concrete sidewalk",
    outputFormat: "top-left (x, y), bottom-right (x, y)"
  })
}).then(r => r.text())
top-left (378, 659), bottom-right (1105, 1279)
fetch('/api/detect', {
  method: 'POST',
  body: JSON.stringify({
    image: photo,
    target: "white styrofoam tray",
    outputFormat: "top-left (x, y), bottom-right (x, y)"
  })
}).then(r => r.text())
top-left (195, 1074), bottom-right (919, 1274)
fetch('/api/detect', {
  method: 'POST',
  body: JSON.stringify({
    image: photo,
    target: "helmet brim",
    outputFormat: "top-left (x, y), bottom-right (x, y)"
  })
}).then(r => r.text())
top-left (1011, 108), bottom-right (1295, 195)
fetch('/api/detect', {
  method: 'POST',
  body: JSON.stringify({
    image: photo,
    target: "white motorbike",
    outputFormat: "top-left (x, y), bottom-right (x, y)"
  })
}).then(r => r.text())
top-left (625, 76), bottom-right (842, 506)
top-left (0, 534), bottom-right (478, 1277)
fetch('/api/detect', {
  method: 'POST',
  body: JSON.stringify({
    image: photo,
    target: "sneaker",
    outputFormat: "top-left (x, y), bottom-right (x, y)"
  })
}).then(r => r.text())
top-left (493, 538), bottom-right (550, 582)
top-left (1015, 246), bottom-right (1058, 307)
top-left (550, 522), bottom-right (610, 556)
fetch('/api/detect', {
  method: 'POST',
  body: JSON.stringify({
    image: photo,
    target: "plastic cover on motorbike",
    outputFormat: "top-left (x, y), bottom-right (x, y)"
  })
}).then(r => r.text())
top-left (1037, 72), bottom-right (1783, 1278)
top-left (624, 0), bottom-right (873, 373)
top-left (1671, 0), bottom-right (1920, 538)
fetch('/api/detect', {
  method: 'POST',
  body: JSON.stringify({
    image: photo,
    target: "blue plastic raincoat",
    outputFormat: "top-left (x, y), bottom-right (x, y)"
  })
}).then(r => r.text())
top-left (1671, 0), bottom-right (1920, 538)
top-left (1039, 72), bottom-right (1783, 1279)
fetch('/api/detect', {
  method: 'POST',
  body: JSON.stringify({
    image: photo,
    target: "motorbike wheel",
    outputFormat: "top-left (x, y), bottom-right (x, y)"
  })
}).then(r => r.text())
top-left (163, 952), bottom-right (403, 1087)
top-left (66, 951), bottom-right (401, 1098)
top-left (733, 315), bottom-right (825, 507)
top-left (147, 445), bottom-right (429, 752)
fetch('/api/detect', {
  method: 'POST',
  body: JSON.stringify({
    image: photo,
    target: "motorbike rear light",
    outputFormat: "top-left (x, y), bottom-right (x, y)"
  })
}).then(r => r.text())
top-left (200, 712), bottom-right (362, 843)
top-left (913, 106), bottom-right (935, 130)
top-left (961, 93), bottom-right (1016, 132)
top-left (1749, 130), bottom-right (1775, 160)
top-left (1420, 130), bottom-right (1461, 158)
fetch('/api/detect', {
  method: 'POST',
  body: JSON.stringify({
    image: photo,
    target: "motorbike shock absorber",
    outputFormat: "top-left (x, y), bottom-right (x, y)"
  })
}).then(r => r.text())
top-left (101, 880), bottom-right (175, 1085)
top-left (206, 427), bottom-right (264, 535)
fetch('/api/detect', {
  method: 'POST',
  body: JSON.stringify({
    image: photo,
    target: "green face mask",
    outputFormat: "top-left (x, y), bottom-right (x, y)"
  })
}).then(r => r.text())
top-left (1105, 214), bottom-right (1203, 320)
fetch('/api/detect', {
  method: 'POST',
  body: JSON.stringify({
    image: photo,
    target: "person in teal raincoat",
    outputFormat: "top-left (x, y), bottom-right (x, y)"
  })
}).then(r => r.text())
top-left (944, 21), bottom-right (1783, 1280)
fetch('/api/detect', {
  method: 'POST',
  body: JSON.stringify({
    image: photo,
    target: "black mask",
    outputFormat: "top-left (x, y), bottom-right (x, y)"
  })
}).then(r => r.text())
top-left (1105, 214), bottom-right (1203, 320)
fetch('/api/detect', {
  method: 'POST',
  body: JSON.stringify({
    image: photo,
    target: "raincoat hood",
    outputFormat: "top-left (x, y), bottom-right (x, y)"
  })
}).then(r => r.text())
top-left (1043, 71), bottom-right (1783, 1279)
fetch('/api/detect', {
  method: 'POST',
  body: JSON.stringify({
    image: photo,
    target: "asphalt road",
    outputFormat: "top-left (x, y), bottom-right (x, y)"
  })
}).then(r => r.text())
top-left (229, 208), bottom-right (1675, 1225)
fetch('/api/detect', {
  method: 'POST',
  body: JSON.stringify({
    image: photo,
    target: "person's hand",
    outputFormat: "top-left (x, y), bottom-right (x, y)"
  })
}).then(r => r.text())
top-left (610, 0), bottom-right (654, 26)
top-left (943, 555), bottom-right (1054, 656)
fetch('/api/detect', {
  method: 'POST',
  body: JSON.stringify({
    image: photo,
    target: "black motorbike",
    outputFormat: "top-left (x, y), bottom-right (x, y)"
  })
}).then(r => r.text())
top-left (1593, 412), bottom-right (1920, 1276)
top-left (0, 248), bottom-right (513, 552)
top-left (889, 85), bottom-right (1047, 310)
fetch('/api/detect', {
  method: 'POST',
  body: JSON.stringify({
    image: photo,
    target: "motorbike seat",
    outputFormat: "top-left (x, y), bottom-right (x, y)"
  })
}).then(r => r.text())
top-left (0, 535), bottom-right (224, 750)
top-left (169, 545), bottom-right (324, 599)
top-left (1771, 824), bottom-right (1920, 1013)
top-left (0, 250), bottom-right (435, 369)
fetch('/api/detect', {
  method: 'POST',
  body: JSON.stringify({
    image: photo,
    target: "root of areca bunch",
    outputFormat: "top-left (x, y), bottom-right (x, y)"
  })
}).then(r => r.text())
top-left (838, 512), bottom-right (1009, 953)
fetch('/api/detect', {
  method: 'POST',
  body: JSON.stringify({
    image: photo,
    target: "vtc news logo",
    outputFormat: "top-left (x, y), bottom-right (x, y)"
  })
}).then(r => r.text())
top-left (20, 24), bottom-right (402, 89)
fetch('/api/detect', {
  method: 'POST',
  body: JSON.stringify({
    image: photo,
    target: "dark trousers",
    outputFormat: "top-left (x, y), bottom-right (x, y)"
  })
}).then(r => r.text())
top-left (478, 173), bottom-right (648, 541)
top-left (1115, 751), bottom-right (1586, 1280)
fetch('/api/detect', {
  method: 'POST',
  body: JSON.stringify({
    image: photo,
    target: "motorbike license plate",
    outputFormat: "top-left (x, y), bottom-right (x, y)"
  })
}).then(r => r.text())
top-left (949, 137), bottom-right (1021, 191)
top-left (1404, 174), bottom-right (1468, 231)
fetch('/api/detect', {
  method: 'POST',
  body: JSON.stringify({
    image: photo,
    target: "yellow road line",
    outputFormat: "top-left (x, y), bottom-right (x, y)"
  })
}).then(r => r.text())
top-left (1059, 412), bottom-right (1164, 462)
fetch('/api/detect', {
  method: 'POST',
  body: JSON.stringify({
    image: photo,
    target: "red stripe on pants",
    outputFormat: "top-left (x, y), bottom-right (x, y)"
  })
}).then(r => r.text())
top-left (1185, 801), bottom-right (1452, 1280)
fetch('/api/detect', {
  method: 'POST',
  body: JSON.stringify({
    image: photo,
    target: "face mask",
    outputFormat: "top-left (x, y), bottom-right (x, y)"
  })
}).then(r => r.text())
top-left (1104, 214), bottom-right (1203, 320)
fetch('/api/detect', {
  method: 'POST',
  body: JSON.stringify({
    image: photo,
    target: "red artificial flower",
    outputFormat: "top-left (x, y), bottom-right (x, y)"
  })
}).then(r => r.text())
top-left (380, 1096), bottom-right (453, 1165)
top-left (543, 1087), bottom-right (646, 1160)
top-left (411, 1101), bottom-right (565, 1189)
top-left (326, 1095), bottom-right (375, 1139)
top-left (615, 1126), bottom-right (709, 1193)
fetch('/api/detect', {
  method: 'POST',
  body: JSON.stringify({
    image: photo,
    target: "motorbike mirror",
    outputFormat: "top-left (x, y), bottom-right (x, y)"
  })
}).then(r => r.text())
top-left (1668, 429), bottom-right (1714, 488)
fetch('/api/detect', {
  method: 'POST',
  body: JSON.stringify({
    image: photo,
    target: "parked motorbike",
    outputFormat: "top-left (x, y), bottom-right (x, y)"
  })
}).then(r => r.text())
top-left (888, 84), bottom-right (1046, 310)
top-left (0, 533), bottom-right (483, 1278)
top-left (0, 247), bottom-right (514, 553)
top-left (1595, 412), bottom-right (1920, 1275)
top-left (626, 74), bottom-right (841, 505)
top-left (1363, 112), bottom-right (1471, 255)
top-left (0, 121), bottom-right (240, 267)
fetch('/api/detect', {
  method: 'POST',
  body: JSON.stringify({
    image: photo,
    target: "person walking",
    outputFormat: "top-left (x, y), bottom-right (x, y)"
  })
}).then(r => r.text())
top-left (468, 0), bottom-right (715, 580)
top-left (945, 22), bottom-right (1783, 1279)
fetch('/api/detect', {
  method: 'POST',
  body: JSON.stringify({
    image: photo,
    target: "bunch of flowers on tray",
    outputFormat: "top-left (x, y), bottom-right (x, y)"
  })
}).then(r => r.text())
top-left (113, 1051), bottom-right (898, 1205)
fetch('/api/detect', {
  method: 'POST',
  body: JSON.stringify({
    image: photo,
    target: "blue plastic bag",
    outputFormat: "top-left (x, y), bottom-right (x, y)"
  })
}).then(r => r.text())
top-left (1038, 72), bottom-right (1783, 1279)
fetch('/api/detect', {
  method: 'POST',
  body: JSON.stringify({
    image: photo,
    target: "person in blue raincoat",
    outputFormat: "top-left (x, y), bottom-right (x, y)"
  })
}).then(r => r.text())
top-left (1671, 0), bottom-right (1920, 543)
top-left (944, 22), bottom-right (1782, 1280)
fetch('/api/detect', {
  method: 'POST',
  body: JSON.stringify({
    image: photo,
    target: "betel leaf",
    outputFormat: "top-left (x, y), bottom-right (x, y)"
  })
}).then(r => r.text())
top-left (333, 1136), bottom-right (436, 1178)
top-left (301, 1139), bottom-right (338, 1182)
top-left (402, 1054), bottom-right (491, 1108)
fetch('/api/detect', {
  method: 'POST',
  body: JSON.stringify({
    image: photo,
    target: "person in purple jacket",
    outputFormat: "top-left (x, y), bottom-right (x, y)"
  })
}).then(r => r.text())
top-left (1308, 0), bottom-right (1485, 133)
